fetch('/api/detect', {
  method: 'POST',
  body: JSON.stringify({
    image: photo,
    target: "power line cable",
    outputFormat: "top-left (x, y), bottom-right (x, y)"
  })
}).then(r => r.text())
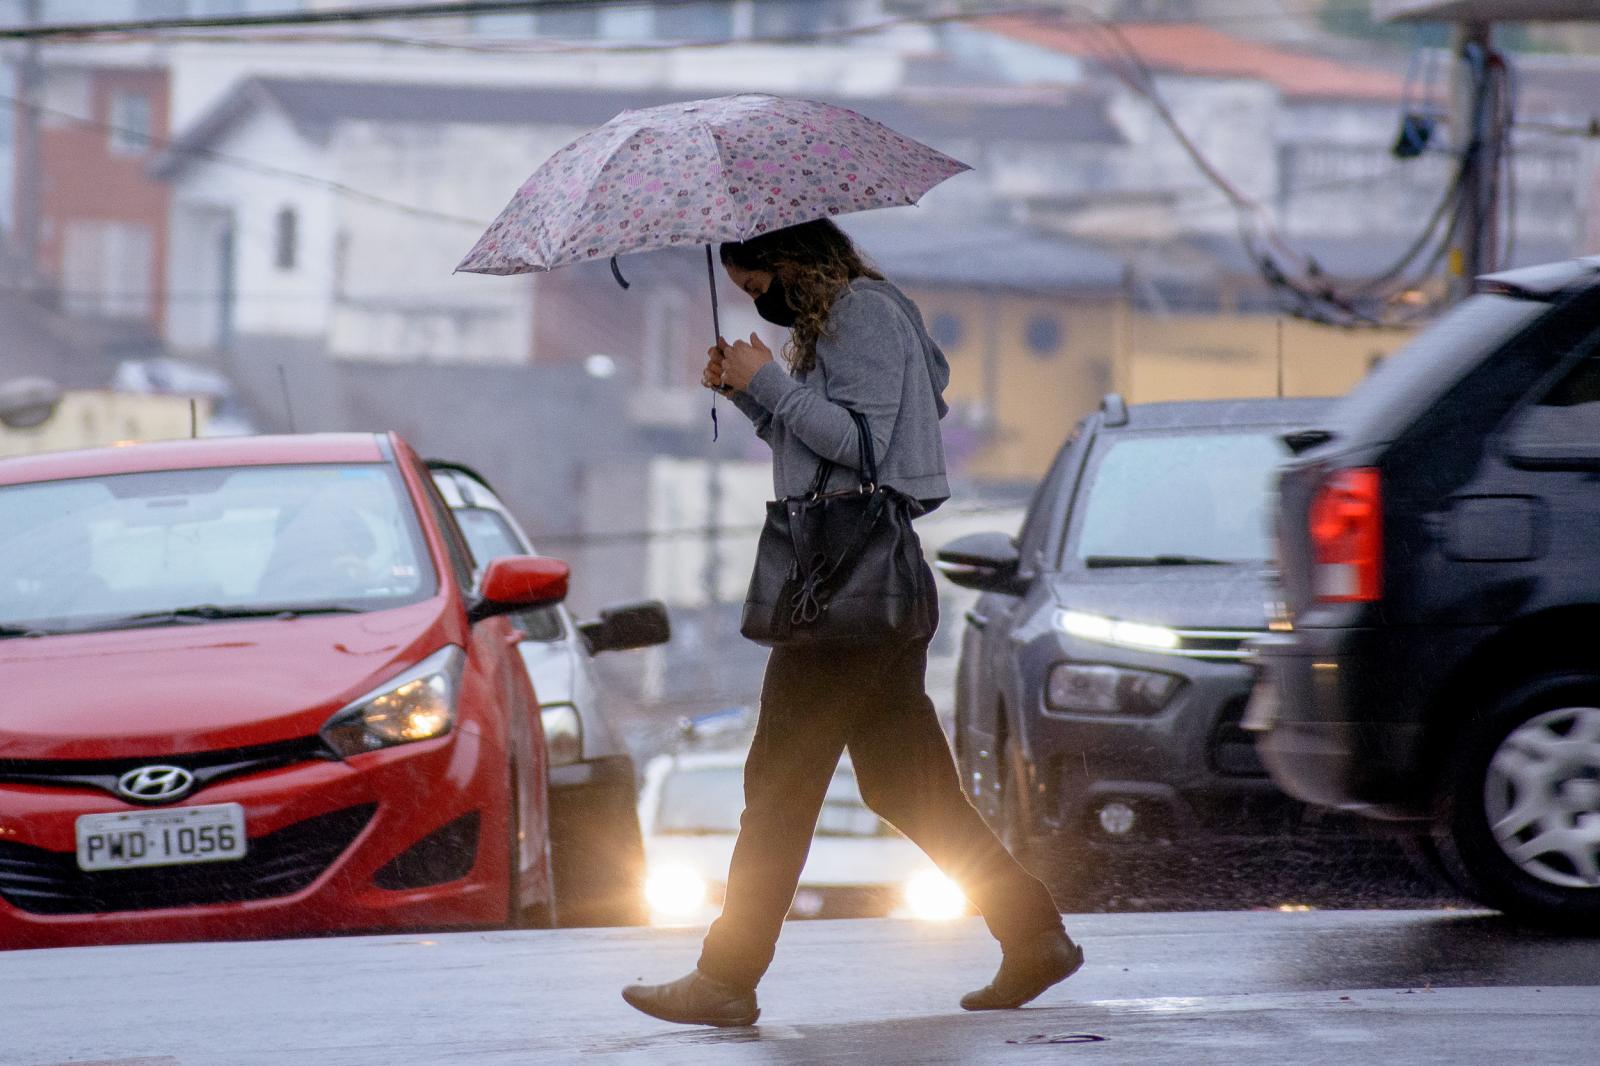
top-left (0, 0), bottom-right (683, 40)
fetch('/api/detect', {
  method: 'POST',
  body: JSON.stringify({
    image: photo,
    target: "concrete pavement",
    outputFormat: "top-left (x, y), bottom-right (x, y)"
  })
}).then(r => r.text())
top-left (5, 910), bottom-right (1598, 1065)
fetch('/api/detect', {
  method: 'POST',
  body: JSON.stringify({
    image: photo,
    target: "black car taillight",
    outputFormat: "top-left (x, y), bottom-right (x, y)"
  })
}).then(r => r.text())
top-left (1308, 468), bottom-right (1382, 603)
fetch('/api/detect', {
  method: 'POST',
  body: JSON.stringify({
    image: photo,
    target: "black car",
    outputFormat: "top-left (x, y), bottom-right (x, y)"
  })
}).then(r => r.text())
top-left (1251, 257), bottom-right (1600, 930)
top-left (937, 395), bottom-right (1332, 898)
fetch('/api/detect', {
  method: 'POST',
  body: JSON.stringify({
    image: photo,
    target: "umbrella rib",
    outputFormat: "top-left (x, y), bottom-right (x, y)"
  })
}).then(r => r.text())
top-left (694, 118), bottom-right (747, 244)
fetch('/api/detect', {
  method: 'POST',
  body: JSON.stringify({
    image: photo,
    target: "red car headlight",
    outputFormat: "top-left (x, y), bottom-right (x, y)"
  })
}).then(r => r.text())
top-left (320, 646), bottom-right (464, 758)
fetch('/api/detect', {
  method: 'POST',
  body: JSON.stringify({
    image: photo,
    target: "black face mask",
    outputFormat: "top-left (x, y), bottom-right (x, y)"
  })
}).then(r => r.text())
top-left (754, 276), bottom-right (798, 328)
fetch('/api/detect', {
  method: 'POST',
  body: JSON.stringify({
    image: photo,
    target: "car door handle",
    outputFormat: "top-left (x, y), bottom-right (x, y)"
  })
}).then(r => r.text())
top-left (965, 609), bottom-right (988, 630)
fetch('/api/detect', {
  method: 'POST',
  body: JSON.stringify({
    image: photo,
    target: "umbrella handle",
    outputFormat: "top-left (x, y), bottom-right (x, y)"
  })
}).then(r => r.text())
top-left (706, 243), bottom-right (722, 343)
top-left (707, 243), bottom-right (723, 441)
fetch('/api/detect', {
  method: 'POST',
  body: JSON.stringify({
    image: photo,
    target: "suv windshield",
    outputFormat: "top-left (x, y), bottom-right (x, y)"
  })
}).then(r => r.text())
top-left (0, 463), bottom-right (435, 634)
top-left (1072, 431), bottom-right (1291, 566)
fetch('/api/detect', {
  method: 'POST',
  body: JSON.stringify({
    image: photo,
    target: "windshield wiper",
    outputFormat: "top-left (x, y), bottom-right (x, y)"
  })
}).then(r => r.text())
top-left (64, 604), bottom-right (364, 634)
top-left (0, 623), bottom-right (54, 638)
top-left (1084, 554), bottom-right (1231, 568)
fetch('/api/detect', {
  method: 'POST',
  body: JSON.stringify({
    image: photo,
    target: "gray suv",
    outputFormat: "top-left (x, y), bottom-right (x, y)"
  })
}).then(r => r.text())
top-left (937, 396), bottom-right (1339, 900)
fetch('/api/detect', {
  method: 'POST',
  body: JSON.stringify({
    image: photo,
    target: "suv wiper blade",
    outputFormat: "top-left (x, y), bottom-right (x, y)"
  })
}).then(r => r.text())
top-left (0, 624), bottom-right (53, 638)
top-left (66, 604), bottom-right (364, 633)
top-left (1084, 554), bottom-right (1230, 568)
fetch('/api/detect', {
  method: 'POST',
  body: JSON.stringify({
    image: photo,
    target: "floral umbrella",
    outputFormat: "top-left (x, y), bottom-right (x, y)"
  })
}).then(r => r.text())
top-left (456, 93), bottom-right (970, 277)
top-left (455, 93), bottom-right (969, 436)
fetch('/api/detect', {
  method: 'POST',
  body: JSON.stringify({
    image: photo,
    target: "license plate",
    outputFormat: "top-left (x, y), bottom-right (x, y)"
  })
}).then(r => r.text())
top-left (1241, 680), bottom-right (1281, 733)
top-left (76, 803), bottom-right (247, 872)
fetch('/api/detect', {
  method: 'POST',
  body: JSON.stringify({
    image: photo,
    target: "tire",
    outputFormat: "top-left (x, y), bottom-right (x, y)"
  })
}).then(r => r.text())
top-left (996, 734), bottom-right (1095, 912)
top-left (509, 780), bottom-right (557, 930)
top-left (1432, 670), bottom-right (1600, 931)
top-left (548, 767), bottom-right (648, 928)
top-left (1397, 831), bottom-right (1469, 896)
top-left (997, 734), bottom-right (1038, 870)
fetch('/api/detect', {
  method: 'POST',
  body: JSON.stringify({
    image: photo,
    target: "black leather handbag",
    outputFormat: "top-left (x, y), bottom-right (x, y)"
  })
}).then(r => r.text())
top-left (740, 410), bottom-right (936, 648)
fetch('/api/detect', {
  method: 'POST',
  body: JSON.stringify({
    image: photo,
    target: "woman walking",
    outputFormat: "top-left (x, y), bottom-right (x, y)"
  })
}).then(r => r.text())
top-left (622, 219), bottom-right (1081, 1027)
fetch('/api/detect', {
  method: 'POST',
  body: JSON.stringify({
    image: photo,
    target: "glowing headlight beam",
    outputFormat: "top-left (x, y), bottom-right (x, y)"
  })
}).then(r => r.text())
top-left (904, 869), bottom-right (967, 922)
top-left (644, 864), bottom-right (708, 919)
top-left (1056, 610), bottom-right (1180, 652)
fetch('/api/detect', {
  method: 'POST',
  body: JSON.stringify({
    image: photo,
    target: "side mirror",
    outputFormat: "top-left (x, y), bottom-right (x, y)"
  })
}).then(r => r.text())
top-left (579, 600), bottom-right (671, 654)
top-left (936, 531), bottom-right (1028, 594)
top-left (469, 556), bottom-right (569, 623)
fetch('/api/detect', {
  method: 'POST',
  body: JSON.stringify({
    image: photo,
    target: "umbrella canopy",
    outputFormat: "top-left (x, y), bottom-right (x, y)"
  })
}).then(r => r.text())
top-left (455, 93), bottom-right (970, 276)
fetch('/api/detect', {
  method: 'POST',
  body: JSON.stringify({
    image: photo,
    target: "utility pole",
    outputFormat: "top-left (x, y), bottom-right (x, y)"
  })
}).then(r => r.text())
top-left (1447, 19), bottom-right (1498, 303)
top-left (13, 0), bottom-right (41, 290)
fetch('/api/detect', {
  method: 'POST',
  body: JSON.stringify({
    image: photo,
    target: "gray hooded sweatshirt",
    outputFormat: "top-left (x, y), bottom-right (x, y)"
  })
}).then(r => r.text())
top-left (730, 277), bottom-right (951, 511)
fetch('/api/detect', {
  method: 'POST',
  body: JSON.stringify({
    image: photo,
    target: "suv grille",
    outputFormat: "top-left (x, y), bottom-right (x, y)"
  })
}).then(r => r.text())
top-left (0, 736), bottom-right (336, 802)
top-left (0, 804), bottom-right (375, 915)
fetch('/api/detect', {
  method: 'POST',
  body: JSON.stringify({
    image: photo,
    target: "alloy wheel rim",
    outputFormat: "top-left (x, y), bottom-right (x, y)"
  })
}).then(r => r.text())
top-left (1483, 705), bottom-right (1600, 890)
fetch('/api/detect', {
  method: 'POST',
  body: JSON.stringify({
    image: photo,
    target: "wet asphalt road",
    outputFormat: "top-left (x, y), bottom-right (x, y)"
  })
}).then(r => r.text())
top-left (6, 910), bottom-right (1597, 1066)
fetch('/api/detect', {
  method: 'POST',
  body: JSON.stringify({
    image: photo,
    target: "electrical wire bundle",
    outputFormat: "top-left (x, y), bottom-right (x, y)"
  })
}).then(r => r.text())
top-left (1050, 10), bottom-right (1516, 327)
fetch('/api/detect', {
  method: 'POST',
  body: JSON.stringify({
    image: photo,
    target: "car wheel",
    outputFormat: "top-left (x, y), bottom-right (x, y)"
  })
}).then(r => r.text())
top-left (997, 734), bottom-right (1096, 911)
top-left (548, 771), bottom-right (648, 927)
top-left (998, 735), bottom-right (1036, 867)
top-left (1433, 671), bottom-right (1600, 930)
top-left (509, 780), bottom-right (558, 930)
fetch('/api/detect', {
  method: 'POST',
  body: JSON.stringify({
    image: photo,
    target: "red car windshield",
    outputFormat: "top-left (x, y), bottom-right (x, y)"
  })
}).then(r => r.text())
top-left (0, 463), bottom-right (436, 634)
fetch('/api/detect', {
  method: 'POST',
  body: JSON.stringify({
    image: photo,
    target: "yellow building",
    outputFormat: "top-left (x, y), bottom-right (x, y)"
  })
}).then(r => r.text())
top-left (0, 391), bottom-right (210, 458)
top-left (1125, 314), bottom-right (1414, 407)
top-left (905, 282), bottom-right (1416, 483)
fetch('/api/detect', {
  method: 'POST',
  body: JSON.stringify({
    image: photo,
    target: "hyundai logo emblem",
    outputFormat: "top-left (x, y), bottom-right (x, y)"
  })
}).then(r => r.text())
top-left (115, 765), bottom-right (196, 804)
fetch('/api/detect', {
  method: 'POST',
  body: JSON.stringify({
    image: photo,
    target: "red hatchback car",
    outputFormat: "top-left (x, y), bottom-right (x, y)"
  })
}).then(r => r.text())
top-left (0, 433), bottom-right (564, 949)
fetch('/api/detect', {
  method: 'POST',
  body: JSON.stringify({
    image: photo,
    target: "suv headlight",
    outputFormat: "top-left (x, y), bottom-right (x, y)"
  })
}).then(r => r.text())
top-left (320, 646), bottom-right (464, 758)
top-left (540, 704), bottom-right (583, 767)
top-left (1046, 662), bottom-right (1182, 716)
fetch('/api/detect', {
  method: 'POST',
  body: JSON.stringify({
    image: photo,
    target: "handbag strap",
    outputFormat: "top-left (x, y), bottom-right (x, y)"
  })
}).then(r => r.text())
top-left (806, 408), bottom-right (879, 498)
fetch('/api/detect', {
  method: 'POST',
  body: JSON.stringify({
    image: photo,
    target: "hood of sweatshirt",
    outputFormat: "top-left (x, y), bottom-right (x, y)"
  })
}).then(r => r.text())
top-left (854, 278), bottom-right (950, 419)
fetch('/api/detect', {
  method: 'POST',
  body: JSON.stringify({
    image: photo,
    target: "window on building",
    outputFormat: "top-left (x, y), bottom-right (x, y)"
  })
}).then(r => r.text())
top-left (470, 7), bottom-right (535, 36)
top-left (655, 1), bottom-right (735, 40)
top-left (107, 91), bottom-right (152, 155)
top-left (1025, 315), bottom-right (1064, 359)
top-left (752, 0), bottom-right (856, 36)
top-left (60, 220), bottom-right (155, 321)
top-left (274, 206), bottom-right (298, 271)
top-left (533, 8), bottom-right (601, 37)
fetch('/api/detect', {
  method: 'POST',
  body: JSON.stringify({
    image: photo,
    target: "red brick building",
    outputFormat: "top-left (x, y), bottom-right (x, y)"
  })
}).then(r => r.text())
top-left (27, 64), bottom-right (170, 334)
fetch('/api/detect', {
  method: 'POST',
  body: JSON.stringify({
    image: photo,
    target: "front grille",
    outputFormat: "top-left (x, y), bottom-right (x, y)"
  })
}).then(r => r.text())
top-left (1209, 699), bottom-right (1268, 777)
top-left (0, 804), bottom-right (375, 915)
top-left (0, 736), bottom-right (336, 803)
top-left (1171, 628), bottom-right (1266, 661)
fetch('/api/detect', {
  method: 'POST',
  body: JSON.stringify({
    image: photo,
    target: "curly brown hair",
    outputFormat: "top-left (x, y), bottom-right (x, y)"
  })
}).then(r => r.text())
top-left (720, 218), bottom-right (882, 374)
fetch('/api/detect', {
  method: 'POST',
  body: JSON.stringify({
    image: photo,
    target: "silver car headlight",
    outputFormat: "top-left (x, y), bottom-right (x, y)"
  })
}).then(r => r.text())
top-left (320, 646), bottom-right (464, 758)
top-left (1055, 609), bottom-right (1181, 652)
top-left (540, 703), bottom-right (583, 767)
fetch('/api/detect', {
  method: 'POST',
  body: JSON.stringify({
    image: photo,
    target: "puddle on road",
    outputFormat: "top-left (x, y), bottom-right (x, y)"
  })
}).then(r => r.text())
top-left (584, 1024), bottom-right (803, 1054)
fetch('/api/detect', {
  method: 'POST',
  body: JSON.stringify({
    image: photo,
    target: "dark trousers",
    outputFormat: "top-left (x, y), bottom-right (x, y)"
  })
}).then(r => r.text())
top-left (697, 627), bottom-right (1064, 990)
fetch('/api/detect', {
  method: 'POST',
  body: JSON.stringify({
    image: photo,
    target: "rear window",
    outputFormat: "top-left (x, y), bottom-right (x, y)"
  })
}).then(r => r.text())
top-left (1508, 346), bottom-right (1600, 461)
top-left (1333, 294), bottom-right (1546, 446)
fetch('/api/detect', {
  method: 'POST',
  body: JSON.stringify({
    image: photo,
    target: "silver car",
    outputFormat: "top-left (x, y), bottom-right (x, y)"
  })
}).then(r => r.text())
top-left (429, 461), bottom-right (669, 926)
